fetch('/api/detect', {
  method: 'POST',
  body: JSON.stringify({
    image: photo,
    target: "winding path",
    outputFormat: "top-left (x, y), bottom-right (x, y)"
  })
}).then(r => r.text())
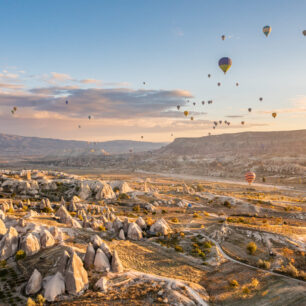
top-left (200, 233), bottom-right (306, 285)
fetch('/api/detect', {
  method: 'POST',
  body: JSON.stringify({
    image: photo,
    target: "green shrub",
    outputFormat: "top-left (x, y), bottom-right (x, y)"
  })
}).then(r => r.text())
top-left (98, 225), bottom-right (106, 231)
top-left (229, 279), bottom-right (239, 288)
top-left (281, 263), bottom-right (299, 277)
top-left (193, 212), bottom-right (200, 218)
top-left (133, 205), bottom-right (140, 212)
top-left (27, 297), bottom-right (36, 306)
top-left (0, 260), bottom-right (6, 268)
top-left (171, 217), bottom-right (179, 223)
top-left (118, 193), bottom-right (130, 200)
top-left (36, 294), bottom-right (45, 306)
top-left (223, 201), bottom-right (231, 208)
top-left (242, 286), bottom-right (250, 295)
top-left (43, 206), bottom-right (53, 213)
top-left (257, 259), bottom-right (270, 269)
top-left (246, 241), bottom-right (257, 255)
top-left (174, 245), bottom-right (183, 252)
top-left (15, 250), bottom-right (26, 261)
top-left (203, 241), bottom-right (212, 249)
top-left (113, 186), bottom-right (120, 193)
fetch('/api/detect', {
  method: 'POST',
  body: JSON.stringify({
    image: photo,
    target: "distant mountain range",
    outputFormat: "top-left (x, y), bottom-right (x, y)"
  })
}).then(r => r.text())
top-left (0, 133), bottom-right (167, 158)
top-left (157, 130), bottom-right (306, 157)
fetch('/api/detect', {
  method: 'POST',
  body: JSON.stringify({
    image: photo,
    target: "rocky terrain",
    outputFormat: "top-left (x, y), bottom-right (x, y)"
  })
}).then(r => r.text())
top-left (0, 169), bottom-right (305, 305)
top-left (25, 130), bottom-right (306, 188)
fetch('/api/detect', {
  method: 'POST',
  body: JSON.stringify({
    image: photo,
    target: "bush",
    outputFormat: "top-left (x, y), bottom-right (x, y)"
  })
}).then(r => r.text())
top-left (113, 186), bottom-right (120, 193)
top-left (180, 232), bottom-right (185, 237)
top-left (98, 225), bottom-right (106, 231)
top-left (223, 201), bottom-right (231, 208)
top-left (22, 205), bottom-right (29, 211)
top-left (257, 259), bottom-right (271, 269)
top-left (174, 245), bottom-right (183, 252)
top-left (250, 278), bottom-right (259, 288)
top-left (43, 206), bottom-right (53, 213)
top-left (281, 263), bottom-right (299, 277)
top-left (193, 212), bottom-right (200, 218)
top-left (27, 298), bottom-right (36, 306)
top-left (203, 241), bottom-right (212, 249)
top-left (161, 209), bottom-right (166, 214)
top-left (36, 294), bottom-right (45, 306)
top-left (133, 205), bottom-right (140, 212)
top-left (171, 217), bottom-right (179, 223)
top-left (242, 286), bottom-right (250, 295)
top-left (0, 260), bottom-right (6, 268)
top-left (118, 193), bottom-right (130, 200)
top-left (70, 212), bottom-right (76, 217)
top-left (146, 217), bottom-right (154, 226)
top-left (247, 241), bottom-right (257, 255)
top-left (229, 279), bottom-right (239, 288)
top-left (15, 250), bottom-right (26, 261)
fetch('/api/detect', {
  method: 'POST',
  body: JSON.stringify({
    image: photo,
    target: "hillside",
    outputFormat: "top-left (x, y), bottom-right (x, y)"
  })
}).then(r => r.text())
top-left (158, 130), bottom-right (306, 157)
top-left (0, 133), bottom-right (166, 158)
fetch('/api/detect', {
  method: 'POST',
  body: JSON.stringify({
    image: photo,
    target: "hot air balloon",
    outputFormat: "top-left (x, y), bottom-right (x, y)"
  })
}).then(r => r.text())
top-left (13, 107), bottom-right (17, 111)
top-left (241, 121), bottom-right (245, 125)
top-left (248, 108), bottom-right (252, 112)
top-left (208, 100), bottom-right (213, 104)
top-left (177, 105), bottom-right (180, 110)
top-left (187, 99), bottom-right (190, 103)
top-left (187, 203), bottom-right (192, 208)
top-left (259, 97), bottom-right (263, 102)
top-left (221, 35), bottom-right (225, 41)
top-left (208, 132), bottom-right (211, 136)
top-left (245, 171), bottom-right (256, 185)
top-left (303, 30), bottom-right (306, 36)
top-left (65, 100), bottom-right (68, 105)
top-left (227, 122), bottom-right (230, 126)
top-left (217, 82), bottom-right (221, 86)
top-left (263, 25), bottom-right (271, 37)
top-left (213, 126), bottom-right (216, 129)
top-left (129, 149), bottom-right (133, 153)
top-left (272, 112), bottom-right (277, 118)
top-left (236, 82), bottom-right (239, 86)
top-left (88, 115), bottom-right (91, 120)
top-left (184, 111), bottom-right (189, 117)
top-left (202, 101), bottom-right (205, 105)
top-left (141, 136), bottom-right (144, 139)
top-left (171, 133), bottom-right (173, 136)
top-left (218, 57), bottom-right (232, 74)
top-left (78, 125), bottom-right (81, 128)
top-left (193, 102), bottom-right (196, 106)
top-left (208, 74), bottom-right (211, 78)
top-left (143, 82), bottom-right (146, 85)
top-left (190, 116), bottom-right (194, 121)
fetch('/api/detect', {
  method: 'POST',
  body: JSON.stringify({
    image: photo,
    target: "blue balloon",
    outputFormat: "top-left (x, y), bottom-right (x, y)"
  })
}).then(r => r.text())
top-left (188, 203), bottom-right (192, 208)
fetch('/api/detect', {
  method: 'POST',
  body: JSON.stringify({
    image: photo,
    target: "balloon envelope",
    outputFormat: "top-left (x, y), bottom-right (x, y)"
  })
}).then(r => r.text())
top-left (303, 30), bottom-right (306, 36)
top-left (245, 172), bottom-right (256, 184)
top-left (263, 25), bottom-right (271, 37)
top-left (272, 112), bottom-right (277, 118)
top-left (184, 111), bottom-right (189, 117)
top-left (218, 57), bottom-right (232, 74)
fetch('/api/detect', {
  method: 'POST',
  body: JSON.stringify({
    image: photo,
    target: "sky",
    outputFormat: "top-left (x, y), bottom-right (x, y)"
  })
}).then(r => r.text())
top-left (0, 0), bottom-right (305, 142)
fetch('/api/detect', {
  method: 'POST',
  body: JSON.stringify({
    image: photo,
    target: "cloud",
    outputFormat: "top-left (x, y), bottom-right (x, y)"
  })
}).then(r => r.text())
top-left (44, 72), bottom-right (73, 84)
top-left (0, 87), bottom-right (193, 119)
top-left (79, 78), bottom-right (102, 85)
top-left (0, 83), bottom-right (24, 89)
top-left (225, 115), bottom-right (244, 118)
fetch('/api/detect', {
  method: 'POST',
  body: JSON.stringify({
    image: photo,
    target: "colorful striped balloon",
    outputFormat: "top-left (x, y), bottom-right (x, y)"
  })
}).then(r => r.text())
top-left (263, 25), bottom-right (271, 37)
top-left (245, 172), bottom-right (256, 185)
